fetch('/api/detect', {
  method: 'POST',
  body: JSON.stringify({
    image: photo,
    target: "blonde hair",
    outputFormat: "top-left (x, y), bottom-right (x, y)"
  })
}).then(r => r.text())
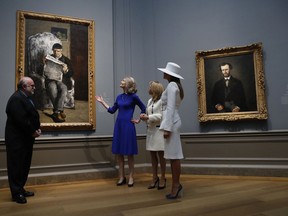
top-left (149, 81), bottom-right (164, 101)
top-left (123, 76), bottom-right (137, 93)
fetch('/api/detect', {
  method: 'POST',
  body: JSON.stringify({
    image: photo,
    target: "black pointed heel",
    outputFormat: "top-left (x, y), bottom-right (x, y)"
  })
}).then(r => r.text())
top-left (116, 177), bottom-right (126, 186)
top-left (158, 178), bottom-right (166, 190)
top-left (166, 184), bottom-right (183, 199)
top-left (147, 177), bottom-right (159, 189)
top-left (128, 177), bottom-right (134, 187)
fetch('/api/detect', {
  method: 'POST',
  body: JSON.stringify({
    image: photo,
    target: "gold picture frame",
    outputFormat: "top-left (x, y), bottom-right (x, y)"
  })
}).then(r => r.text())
top-left (16, 10), bottom-right (95, 131)
top-left (195, 43), bottom-right (268, 122)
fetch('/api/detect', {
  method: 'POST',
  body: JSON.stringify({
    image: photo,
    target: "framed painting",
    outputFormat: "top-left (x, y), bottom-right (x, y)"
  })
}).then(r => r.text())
top-left (16, 10), bottom-right (95, 131)
top-left (195, 43), bottom-right (268, 122)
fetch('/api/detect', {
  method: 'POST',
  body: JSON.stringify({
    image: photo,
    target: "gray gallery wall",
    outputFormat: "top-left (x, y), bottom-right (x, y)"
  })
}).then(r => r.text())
top-left (113, 0), bottom-right (288, 134)
top-left (1, 0), bottom-right (288, 139)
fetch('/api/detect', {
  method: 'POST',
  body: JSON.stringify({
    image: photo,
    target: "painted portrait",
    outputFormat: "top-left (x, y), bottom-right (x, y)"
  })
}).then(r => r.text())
top-left (16, 10), bottom-right (95, 131)
top-left (196, 43), bottom-right (268, 122)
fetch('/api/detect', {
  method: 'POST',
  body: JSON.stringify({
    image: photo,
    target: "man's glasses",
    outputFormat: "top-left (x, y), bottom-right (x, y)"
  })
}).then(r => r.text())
top-left (26, 84), bottom-right (35, 88)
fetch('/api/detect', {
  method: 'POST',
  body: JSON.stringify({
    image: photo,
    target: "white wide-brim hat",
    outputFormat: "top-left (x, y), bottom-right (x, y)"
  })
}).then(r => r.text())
top-left (157, 62), bottom-right (184, 79)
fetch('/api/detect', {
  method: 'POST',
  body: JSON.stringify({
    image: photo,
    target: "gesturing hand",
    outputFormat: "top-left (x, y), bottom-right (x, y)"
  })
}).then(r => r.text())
top-left (95, 95), bottom-right (104, 103)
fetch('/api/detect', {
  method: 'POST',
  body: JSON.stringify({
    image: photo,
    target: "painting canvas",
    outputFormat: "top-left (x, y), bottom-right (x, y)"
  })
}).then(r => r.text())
top-left (16, 10), bottom-right (95, 131)
top-left (195, 43), bottom-right (268, 122)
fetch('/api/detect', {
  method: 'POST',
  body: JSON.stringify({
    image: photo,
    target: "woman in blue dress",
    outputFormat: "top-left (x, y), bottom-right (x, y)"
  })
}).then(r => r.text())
top-left (96, 77), bottom-right (146, 187)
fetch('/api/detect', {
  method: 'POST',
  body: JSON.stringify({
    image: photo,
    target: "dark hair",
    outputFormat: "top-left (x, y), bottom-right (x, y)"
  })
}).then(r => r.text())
top-left (170, 76), bottom-right (184, 100)
top-left (219, 62), bottom-right (232, 70)
top-left (52, 43), bottom-right (63, 50)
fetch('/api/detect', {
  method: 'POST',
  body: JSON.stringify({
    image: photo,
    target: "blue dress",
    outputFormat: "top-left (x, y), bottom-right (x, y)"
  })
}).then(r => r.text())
top-left (108, 93), bottom-right (146, 155)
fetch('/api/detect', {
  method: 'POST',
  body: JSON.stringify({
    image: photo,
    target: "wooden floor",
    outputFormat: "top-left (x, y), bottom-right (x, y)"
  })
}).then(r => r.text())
top-left (1, 174), bottom-right (288, 216)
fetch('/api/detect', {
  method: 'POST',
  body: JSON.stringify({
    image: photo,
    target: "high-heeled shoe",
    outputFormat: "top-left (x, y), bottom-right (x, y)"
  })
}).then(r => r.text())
top-left (116, 177), bottom-right (126, 186)
top-left (128, 178), bottom-right (134, 187)
top-left (147, 177), bottom-right (159, 189)
top-left (157, 178), bottom-right (166, 190)
top-left (166, 184), bottom-right (183, 199)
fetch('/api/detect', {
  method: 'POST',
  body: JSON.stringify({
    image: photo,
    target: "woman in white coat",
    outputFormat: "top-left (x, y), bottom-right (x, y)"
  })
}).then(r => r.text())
top-left (140, 81), bottom-right (166, 190)
top-left (158, 62), bottom-right (184, 199)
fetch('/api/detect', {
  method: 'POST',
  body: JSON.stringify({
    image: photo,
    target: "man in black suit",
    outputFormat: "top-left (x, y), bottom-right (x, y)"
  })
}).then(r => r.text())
top-left (5, 77), bottom-right (41, 204)
top-left (211, 62), bottom-right (247, 112)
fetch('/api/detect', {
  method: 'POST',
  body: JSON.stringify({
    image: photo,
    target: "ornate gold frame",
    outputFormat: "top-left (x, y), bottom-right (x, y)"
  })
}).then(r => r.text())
top-left (195, 43), bottom-right (268, 122)
top-left (16, 10), bottom-right (95, 131)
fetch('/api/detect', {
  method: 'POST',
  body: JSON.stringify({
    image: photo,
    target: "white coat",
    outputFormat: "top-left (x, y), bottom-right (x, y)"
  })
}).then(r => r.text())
top-left (159, 82), bottom-right (184, 159)
top-left (145, 98), bottom-right (164, 151)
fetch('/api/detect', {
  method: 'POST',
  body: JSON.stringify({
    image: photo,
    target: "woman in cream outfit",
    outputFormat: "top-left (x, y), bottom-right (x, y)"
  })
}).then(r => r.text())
top-left (140, 81), bottom-right (166, 190)
top-left (158, 62), bottom-right (184, 199)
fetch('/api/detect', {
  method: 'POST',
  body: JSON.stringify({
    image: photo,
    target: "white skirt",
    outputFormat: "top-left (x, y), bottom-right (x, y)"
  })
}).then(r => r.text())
top-left (146, 126), bottom-right (165, 151)
top-left (163, 119), bottom-right (184, 159)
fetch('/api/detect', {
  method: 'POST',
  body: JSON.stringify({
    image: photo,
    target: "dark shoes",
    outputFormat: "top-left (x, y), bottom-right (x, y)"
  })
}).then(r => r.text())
top-left (147, 177), bottom-right (159, 189)
top-left (12, 194), bottom-right (27, 204)
top-left (12, 191), bottom-right (34, 204)
top-left (147, 177), bottom-right (166, 190)
top-left (59, 111), bottom-right (66, 119)
top-left (166, 184), bottom-right (183, 199)
top-left (116, 177), bottom-right (127, 186)
top-left (128, 178), bottom-right (134, 187)
top-left (158, 178), bottom-right (166, 190)
top-left (52, 112), bottom-right (66, 123)
top-left (24, 191), bottom-right (35, 197)
top-left (117, 177), bottom-right (134, 187)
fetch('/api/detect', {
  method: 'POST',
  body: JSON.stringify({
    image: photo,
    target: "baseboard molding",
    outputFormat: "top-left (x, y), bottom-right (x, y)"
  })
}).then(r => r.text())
top-left (1, 131), bottom-right (288, 188)
top-left (2, 163), bottom-right (288, 189)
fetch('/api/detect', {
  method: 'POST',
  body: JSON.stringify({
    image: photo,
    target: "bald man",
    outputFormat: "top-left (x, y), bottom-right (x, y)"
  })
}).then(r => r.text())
top-left (5, 77), bottom-right (41, 204)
